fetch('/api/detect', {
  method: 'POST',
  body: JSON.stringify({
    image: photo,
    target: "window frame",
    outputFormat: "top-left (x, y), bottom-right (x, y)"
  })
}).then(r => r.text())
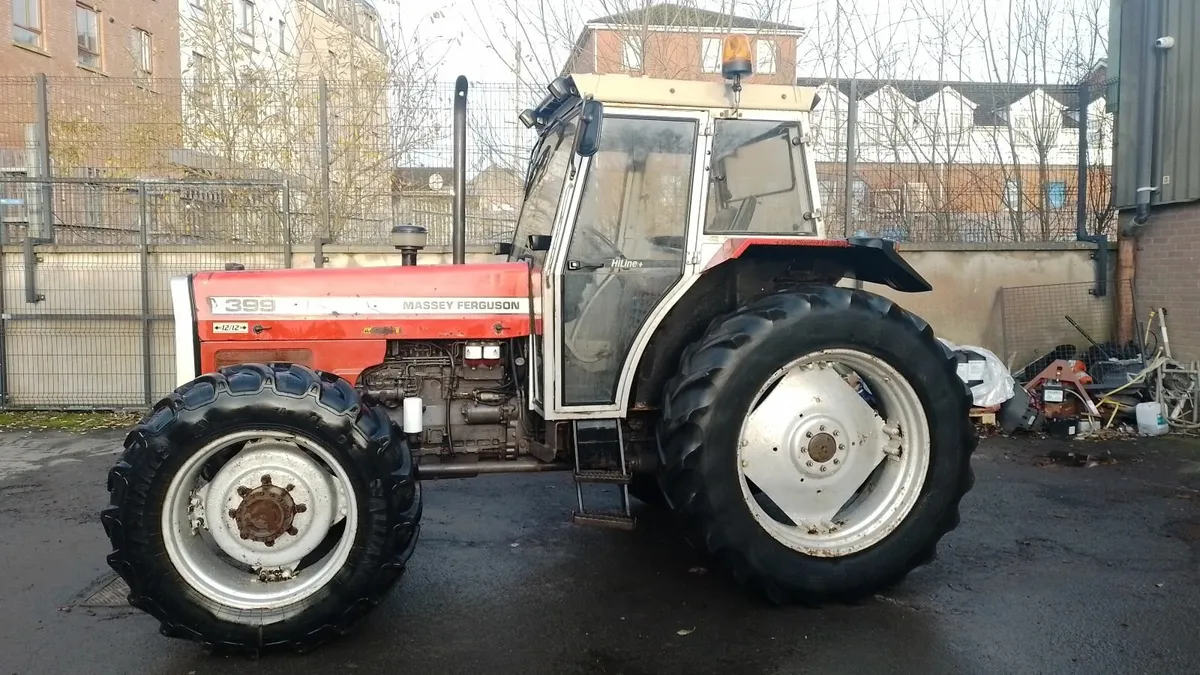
top-left (75, 3), bottom-right (103, 70)
top-left (701, 37), bottom-right (721, 73)
top-left (12, 0), bottom-right (44, 49)
top-left (133, 28), bottom-right (153, 75)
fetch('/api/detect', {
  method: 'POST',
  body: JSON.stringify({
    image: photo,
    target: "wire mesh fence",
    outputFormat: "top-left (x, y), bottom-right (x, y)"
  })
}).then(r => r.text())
top-left (0, 75), bottom-right (531, 247)
top-left (1001, 278), bottom-right (1138, 383)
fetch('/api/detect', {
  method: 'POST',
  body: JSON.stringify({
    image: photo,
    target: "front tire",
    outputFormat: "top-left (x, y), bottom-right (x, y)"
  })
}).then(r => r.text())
top-left (101, 363), bottom-right (422, 654)
top-left (657, 286), bottom-right (976, 602)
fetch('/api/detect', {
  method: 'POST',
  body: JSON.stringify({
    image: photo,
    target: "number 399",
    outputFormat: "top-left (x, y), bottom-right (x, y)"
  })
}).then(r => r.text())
top-left (219, 298), bottom-right (276, 313)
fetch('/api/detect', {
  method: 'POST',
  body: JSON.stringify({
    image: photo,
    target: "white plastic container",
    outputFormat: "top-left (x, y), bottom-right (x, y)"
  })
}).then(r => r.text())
top-left (1136, 402), bottom-right (1170, 436)
top-left (402, 396), bottom-right (424, 434)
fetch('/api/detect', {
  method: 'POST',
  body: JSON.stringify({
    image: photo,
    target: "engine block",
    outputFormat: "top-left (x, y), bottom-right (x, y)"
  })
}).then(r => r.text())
top-left (355, 340), bottom-right (523, 460)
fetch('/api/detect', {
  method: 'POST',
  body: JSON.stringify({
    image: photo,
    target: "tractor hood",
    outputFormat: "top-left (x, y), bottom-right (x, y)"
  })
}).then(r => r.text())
top-left (189, 262), bottom-right (537, 342)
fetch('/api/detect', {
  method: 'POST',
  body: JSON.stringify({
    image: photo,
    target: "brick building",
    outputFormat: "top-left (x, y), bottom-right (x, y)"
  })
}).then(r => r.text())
top-left (1109, 1), bottom-right (1200, 358)
top-left (561, 2), bottom-right (804, 84)
top-left (4, 0), bottom-right (180, 79)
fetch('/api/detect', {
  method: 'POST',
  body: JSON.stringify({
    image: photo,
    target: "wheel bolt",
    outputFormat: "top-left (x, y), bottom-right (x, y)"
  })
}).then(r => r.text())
top-left (285, 483), bottom-right (295, 492)
top-left (800, 447), bottom-right (807, 454)
top-left (832, 430), bottom-right (839, 437)
top-left (236, 486), bottom-right (250, 497)
top-left (806, 461), bottom-right (813, 467)
top-left (286, 526), bottom-right (298, 536)
top-left (833, 459), bottom-right (840, 465)
top-left (806, 431), bottom-right (813, 438)
top-left (240, 532), bottom-right (249, 540)
top-left (820, 425), bottom-right (826, 431)
top-left (265, 540), bottom-right (275, 547)
top-left (295, 504), bottom-right (307, 513)
top-left (820, 466), bottom-right (827, 472)
top-left (228, 509), bottom-right (237, 519)
top-left (261, 475), bottom-right (272, 485)
top-left (839, 444), bottom-right (845, 450)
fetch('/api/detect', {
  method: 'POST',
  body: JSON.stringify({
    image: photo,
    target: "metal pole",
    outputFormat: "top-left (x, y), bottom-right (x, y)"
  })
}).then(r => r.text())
top-left (138, 183), bottom-right (153, 407)
top-left (843, 78), bottom-right (857, 240)
top-left (1075, 82), bottom-right (1089, 241)
top-left (0, 220), bottom-right (8, 406)
top-left (452, 76), bottom-right (468, 264)
top-left (282, 182), bottom-right (292, 269)
top-left (316, 76), bottom-right (331, 268)
top-left (34, 73), bottom-right (53, 242)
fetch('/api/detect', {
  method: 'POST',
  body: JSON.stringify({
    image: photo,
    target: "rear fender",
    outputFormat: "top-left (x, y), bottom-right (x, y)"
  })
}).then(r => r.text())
top-left (702, 237), bottom-right (931, 293)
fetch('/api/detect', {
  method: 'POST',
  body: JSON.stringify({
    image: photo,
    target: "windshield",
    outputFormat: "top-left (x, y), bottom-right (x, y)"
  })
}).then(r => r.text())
top-left (509, 114), bottom-right (579, 261)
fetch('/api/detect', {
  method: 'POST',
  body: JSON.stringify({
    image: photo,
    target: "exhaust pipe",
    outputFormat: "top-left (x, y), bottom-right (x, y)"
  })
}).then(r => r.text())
top-left (452, 75), bottom-right (468, 265)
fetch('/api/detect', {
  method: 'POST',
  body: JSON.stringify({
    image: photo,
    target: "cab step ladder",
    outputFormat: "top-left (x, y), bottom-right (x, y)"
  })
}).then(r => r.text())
top-left (571, 419), bottom-right (635, 530)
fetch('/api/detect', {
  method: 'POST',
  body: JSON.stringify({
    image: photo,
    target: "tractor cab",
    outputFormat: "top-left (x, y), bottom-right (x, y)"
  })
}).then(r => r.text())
top-left (505, 35), bottom-right (826, 418)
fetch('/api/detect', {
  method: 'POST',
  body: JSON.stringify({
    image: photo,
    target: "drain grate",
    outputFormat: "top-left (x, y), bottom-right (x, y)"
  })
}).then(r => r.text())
top-left (80, 575), bottom-right (130, 607)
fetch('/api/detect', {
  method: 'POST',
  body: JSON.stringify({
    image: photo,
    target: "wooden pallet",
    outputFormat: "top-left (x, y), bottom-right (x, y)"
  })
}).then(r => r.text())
top-left (970, 407), bottom-right (998, 426)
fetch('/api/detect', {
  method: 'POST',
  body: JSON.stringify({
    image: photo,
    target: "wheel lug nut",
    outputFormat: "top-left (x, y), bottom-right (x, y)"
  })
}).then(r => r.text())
top-left (806, 431), bottom-right (812, 438)
top-left (286, 526), bottom-right (298, 536)
top-left (236, 486), bottom-right (250, 497)
top-left (295, 504), bottom-right (307, 513)
top-left (833, 459), bottom-right (840, 465)
top-left (240, 532), bottom-right (249, 540)
top-left (285, 483), bottom-right (295, 492)
top-left (819, 425), bottom-right (826, 431)
top-left (820, 466), bottom-right (827, 472)
top-left (832, 430), bottom-right (839, 437)
top-left (264, 540), bottom-right (275, 547)
top-left (839, 444), bottom-right (845, 450)
top-left (228, 509), bottom-right (238, 518)
top-left (806, 461), bottom-right (813, 467)
top-left (261, 475), bottom-right (272, 485)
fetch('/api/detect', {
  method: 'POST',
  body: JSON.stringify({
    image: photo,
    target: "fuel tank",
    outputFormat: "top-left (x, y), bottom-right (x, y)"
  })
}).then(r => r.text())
top-left (190, 262), bottom-right (537, 342)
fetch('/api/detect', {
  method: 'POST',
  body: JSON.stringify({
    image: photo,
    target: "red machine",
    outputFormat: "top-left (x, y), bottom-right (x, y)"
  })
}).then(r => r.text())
top-left (102, 48), bottom-right (977, 656)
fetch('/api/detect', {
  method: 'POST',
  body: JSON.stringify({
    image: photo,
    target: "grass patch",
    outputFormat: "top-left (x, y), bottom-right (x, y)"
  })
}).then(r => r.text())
top-left (0, 410), bottom-right (142, 432)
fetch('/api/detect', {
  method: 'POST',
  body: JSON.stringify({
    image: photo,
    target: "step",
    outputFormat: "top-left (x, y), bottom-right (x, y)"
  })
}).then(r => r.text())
top-left (574, 470), bottom-right (631, 485)
top-left (571, 511), bottom-right (636, 531)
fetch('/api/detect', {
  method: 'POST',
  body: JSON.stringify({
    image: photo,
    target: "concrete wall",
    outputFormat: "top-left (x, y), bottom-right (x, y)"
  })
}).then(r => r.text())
top-left (863, 242), bottom-right (1117, 367)
top-left (0, 242), bottom-right (1111, 408)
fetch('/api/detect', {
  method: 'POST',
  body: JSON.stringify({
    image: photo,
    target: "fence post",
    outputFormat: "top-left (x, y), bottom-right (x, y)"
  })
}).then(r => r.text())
top-left (138, 183), bottom-right (153, 407)
top-left (1076, 82), bottom-right (1089, 240)
top-left (844, 78), bottom-right (858, 240)
top-left (34, 73), bottom-right (53, 243)
top-left (282, 182), bottom-right (292, 268)
top-left (315, 76), bottom-right (331, 268)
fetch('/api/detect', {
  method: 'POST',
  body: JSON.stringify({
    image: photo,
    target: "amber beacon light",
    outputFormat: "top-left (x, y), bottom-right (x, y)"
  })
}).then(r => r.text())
top-left (721, 33), bottom-right (754, 80)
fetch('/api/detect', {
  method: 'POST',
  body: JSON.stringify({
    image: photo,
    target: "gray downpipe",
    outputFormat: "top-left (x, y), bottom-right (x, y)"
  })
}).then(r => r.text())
top-left (1132, 0), bottom-right (1163, 229)
top-left (452, 76), bottom-right (468, 264)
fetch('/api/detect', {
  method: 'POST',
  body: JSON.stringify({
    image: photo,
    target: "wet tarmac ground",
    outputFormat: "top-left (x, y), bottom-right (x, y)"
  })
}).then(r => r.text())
top-left (3, 430), bottom-right (1200, 674)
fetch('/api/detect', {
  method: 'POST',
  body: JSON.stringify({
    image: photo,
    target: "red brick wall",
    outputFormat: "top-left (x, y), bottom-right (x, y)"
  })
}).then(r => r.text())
top-left (1133, 201), bottom-right (1200, 359)
top-left (567, 28), bottom-right (797, 85)
top-left (0, 0), bottom-right (181, 79)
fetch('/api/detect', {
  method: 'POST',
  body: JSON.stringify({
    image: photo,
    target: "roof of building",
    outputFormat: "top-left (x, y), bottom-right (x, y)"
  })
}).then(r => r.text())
top-left (795, 76), bottom-right (1108, 128)
top-left (587, 2), bottom-right (804, 33)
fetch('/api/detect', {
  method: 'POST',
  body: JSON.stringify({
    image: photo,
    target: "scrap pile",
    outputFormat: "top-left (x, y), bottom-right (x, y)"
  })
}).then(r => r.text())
top-left (953, 309), bottom-right (1199, 439)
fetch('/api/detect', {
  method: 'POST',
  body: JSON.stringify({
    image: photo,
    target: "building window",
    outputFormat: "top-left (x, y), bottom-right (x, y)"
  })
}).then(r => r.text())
top-left (76, 4), bottom-right (102, 69)
top-left (1045, 181), bottom-right (1067, 209)
top-left (236, 0), bottom-right (255, 37)
top-left (1003, 178), bottom-right (1021, 211)
top-left (702, 37), bottom-right (721, 73)
top-left (621, 35), bottom-right (642, 71)
top-left (756, 40), bottom-right (777, 74)
top-left (12, 0), bottom-right (42, 48)
top-left (133, 29), bottom-right (153, 75)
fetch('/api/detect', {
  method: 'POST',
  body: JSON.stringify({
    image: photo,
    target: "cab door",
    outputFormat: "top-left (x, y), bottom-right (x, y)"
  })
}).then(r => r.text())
top-left (545, 109), bottom-right (705, 414)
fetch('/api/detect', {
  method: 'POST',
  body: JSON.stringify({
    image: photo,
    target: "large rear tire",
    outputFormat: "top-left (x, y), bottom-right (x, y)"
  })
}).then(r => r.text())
top-left (101, 363), bottom-right (422, 655)
top-left (657, 286), bottom-right (976, 602)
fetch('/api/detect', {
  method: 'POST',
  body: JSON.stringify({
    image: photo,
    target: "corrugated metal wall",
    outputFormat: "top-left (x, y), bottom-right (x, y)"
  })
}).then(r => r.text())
top-left (1112, 0), bottom-right (1200, 208)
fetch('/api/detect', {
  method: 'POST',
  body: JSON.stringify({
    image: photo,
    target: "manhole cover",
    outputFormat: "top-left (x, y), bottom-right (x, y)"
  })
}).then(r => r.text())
top-left (79, 575), bottom-right (130, 607)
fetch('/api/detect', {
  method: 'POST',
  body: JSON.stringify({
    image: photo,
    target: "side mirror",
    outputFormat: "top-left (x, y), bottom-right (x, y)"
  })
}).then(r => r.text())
top-left (574, 100), bottom-right (603, 158)
top-left (493, 242), bottom-right (514, 256)
top-left (528, 234), bottom-right (552, 251)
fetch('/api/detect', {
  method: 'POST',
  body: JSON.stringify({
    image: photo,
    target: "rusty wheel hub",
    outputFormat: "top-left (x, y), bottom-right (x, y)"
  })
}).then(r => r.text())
top-left (807, 432), bottom-right (838, 463)
top-left (228, 475), bottom-right (307, 547)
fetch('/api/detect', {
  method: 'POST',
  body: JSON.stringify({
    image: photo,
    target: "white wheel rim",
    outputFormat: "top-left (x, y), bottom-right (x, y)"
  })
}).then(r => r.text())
top-left (161, 430), bottom-right (358, 623)
top-left (736, 349), bottom-right (931, 557)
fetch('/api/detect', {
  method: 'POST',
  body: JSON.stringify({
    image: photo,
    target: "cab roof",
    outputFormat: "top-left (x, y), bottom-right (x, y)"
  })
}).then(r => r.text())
top-left (570, 73), bottom-right (819, 113)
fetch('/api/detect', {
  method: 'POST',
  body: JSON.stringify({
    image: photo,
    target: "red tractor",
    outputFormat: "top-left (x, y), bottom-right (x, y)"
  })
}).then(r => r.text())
top-left (101, 39), bottom-right (976, 655)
